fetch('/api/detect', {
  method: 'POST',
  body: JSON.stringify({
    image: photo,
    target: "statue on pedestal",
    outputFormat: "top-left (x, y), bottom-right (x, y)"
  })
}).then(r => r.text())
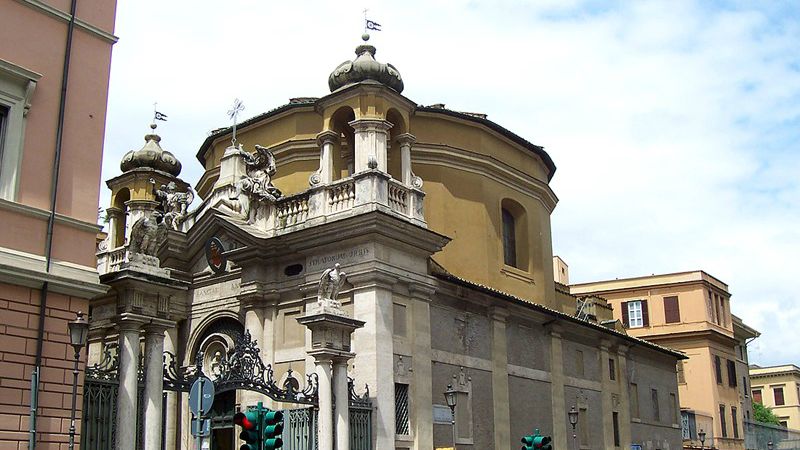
top-left (128, 211), bottom-right (168, 262)
top-left (219, 144), bottom-right (283, 224)
top-left (316, 263), bottom-right (346, 312)
top-left (151, 178), bottom-right (194, 230)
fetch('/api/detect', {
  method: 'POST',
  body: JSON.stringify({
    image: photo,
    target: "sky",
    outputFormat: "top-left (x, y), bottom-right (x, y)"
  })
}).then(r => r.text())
top-left (100, 0), bottom-right (800, 366)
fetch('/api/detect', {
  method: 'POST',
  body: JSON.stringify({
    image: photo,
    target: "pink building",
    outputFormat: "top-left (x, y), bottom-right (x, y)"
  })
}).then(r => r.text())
top-left (0, 1), bottom-right (117, 449)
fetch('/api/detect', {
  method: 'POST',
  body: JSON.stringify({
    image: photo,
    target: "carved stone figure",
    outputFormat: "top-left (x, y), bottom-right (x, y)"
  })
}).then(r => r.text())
top-left (221, 144), bottom-right (283, 223)
top-left (128, 211), bottom-right (168, 256)
top-left (151, 178), bottom-right (194, 230)
top-left (318, 263), bottom-right (346, 303)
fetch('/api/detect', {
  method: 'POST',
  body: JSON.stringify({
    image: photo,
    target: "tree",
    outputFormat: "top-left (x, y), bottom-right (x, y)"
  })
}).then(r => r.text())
top-left (753, 402), bottom-right (781, 425)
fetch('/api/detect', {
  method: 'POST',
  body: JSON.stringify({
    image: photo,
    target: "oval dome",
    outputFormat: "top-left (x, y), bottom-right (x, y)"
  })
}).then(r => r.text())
top-left (120, 125), bottom-right (182, 176)
top-left (328, 35), bottom-right (404, 94)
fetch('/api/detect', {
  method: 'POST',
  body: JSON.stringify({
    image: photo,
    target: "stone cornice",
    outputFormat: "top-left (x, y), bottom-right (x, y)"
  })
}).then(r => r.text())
top-left (14, 0), bottom-right (119, 44)
top-left (0, 197), bottom-right (101, 233)
top-left (0, 245), bottom-right (106, 298)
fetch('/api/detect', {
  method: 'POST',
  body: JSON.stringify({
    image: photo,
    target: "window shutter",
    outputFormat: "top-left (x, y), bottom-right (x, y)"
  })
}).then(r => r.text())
top-left (775, 388), bottom-right (785, 406)
top-left (641, 300), bottom-right (650, 327)
top-left (727, 360), bottom-right (737, 387)
top-left (664, 296), bottom-right (680, 323)
top-left (714, 356), bottom-right (723, 384)
top-left (621, 301), bottom-right (629, 327)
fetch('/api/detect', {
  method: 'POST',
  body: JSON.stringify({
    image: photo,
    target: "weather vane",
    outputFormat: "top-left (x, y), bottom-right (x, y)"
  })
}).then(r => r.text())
top-left (363, 8), bottom-right (381, 35)
top-left (152, 101), bottom-right (167, 128)
top-left (228, 98), bottom-right (244, 146)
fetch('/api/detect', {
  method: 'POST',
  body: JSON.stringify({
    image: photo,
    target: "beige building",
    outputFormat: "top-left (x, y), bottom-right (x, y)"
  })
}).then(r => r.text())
top-left (0, 1), bottom-right (117, 449)
top-left (572, 271), bottom-right (759, 450)
top-left (88, 35), bottom-right (684, 450)
top-left (750, 365), bottom-right (800, 430)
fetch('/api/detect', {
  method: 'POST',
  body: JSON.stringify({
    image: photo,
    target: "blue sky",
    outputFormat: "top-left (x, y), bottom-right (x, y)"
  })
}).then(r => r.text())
top-left (100, 0), bottom-right (800, 365)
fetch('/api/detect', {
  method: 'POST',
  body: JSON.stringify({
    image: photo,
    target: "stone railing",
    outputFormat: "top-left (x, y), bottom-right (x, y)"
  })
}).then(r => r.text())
top-left (276, 192), bottom-right (310, 227)
top-left (387, 179), bottom-right (409, 215)
top-left (326, 178), bottom-right (355, 213)
top-left (97, 246), bottom-right (128, 275)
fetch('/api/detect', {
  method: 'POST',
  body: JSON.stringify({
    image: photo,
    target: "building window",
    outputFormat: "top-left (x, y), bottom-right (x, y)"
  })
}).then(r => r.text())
top-left (393, 303), bottom-right (407, 337)
top-left (612, 412), bottom-right (620, 447)
top-left (669, 393), bottom-right (678, 425)
top-left (576, 350), bottom-right (585, 377)
top-left (744, 377), bottom-right (748, 397)
top-left (732, 406), bottom-right (739, 438)
top-left (0, 60), bottom-right (40, 200)
top-left (501, 208), bottom-right (516, 267)
top-left (651, 388), bottom-right (660, 422)
top-left (774, 387), bottom-right (785, 406)
top-left (394, 383), bottom-right (410, 435)
top-left (630, 383), bottom-right (640, 419)
top-left (780, 420), bottom-right (788, 428)
top-left (663, 296), bottom-right (680, 323)
top-left (753, 389), bottom-right (762, 404)
top-left (720, 405), bottom-right (727, 437)
top-left (714, 356), bottom-right (723, 384)
top-left (609, 358), bottom-right (616, 381)
top-left (622, 300), bottom-right (649, 328)
top-left (727, 360), bottom-right (737, 387)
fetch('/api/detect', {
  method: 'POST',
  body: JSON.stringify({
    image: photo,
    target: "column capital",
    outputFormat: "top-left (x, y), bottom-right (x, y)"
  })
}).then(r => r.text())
top-left (143, 321), bottom-right (173, 336)
top-left (316, 130), bottom-right (339, 147)
top-left (348, 118), bottom-right (393, 132)
top-left (599, 338), bottom-right (613, 352)
top-left (105, 206), bottom-right (124, 218)
top-left (490, 306), bottom-right (509, 322)
top-left (395, 132), bottom-right (417, 146)
top-left (546, 321), bottom-right (563, 338)
top-left (116, 313), bottom-right (149, 331)
top-left (616, 344), bottom-right (629, 357)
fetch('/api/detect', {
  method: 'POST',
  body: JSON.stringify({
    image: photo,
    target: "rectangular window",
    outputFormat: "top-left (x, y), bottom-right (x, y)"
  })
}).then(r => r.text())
top-left (780, 420), bottom-right (788, 428)
top-left (651, 388), bottom-right (660, 422)
top-left (707, 289), bottom-right (716, 322)
top-left (714, 356), bottom-right (723, 384)
top-left (744, 377), bottom-right (748, 396)
top-left (774, 387), bottom-right (785, 406)
top-left (612, 412), bottom-right (620, 447)
top-left (669, 393), bottom-right (678, 425)
top-left (393, 303), bottom-right (407, 337)
top-left (720, 405), bottom-right (727, 437)
top-left (713, 293), bottom-right (721, 325)
top-left (502, 208), bottom-right (517, 267)
top-left (609, 358), bottom-right (616, 381)
top-left (732, 406), bottom-right (739, 438)
top-left (0, 106), bottom-right (7, 168)
top-left (663, 296), bottom-right (680, 323)
top-left (627, 300), bottom-right (644, 328)
top-left (753, 389), bottom-right (762, 404)
top-left (394, 383), bottom-right (410, 435)
top-left (630, 383), bottom-right (640, 419)
top-left (727, 360), bottom-right (737, 387)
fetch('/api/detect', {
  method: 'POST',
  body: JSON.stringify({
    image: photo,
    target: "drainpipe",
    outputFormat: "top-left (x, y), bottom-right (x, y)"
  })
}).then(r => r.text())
top-left (29, 0), bottom-right (78, 448)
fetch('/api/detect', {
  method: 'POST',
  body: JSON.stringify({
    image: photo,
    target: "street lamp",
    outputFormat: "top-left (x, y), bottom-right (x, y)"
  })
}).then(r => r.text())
top-left (568, 406), bottom-right (579, 450)
top-left (767, 441), bottom-right (774, 450)
top-left (444, 384), bottom-right (457, 449)
top-left (67, 311), bottom-right (89, 450)
top-left (698, 429), bottom-right (706, 450)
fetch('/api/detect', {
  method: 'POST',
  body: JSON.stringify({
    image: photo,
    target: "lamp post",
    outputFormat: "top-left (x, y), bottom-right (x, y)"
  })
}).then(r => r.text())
top-left (767, 441), bottom-right (774, 450)
top-left (67, 311), bottom-right (89, 450)
top-left (444, 384), bottom-right (457, 449)
top-left (698, 429), bottom-right (706, 450)
top-left (568, 406), bottom-right (579, 450)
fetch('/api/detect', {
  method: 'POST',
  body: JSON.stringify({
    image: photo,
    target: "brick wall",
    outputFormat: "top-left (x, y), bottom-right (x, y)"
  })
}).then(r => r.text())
top-left (0, 282), bottom-right (89, 450)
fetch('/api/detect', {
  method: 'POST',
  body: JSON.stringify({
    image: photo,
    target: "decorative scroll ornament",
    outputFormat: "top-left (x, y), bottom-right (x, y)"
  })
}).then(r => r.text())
top-left (86, 343), bottom-right (120, 381)
top-left (151, 178), bottom-right (194, 230)
top-left (163, 330), bottom-right (319, 405)
top-left (348, 376), bottom-right (370, 408)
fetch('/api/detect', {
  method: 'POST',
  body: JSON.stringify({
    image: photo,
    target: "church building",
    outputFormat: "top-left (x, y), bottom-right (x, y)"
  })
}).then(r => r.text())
top-left (89, 35), bottom-right (684, 450)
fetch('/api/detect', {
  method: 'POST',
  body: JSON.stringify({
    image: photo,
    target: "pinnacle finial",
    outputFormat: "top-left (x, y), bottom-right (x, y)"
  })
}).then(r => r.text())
top-left (362, 33), bottom-right (370, 42)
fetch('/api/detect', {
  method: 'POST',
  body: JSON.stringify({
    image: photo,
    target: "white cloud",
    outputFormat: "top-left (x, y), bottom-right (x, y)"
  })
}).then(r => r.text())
top-left (101, 0), bottom-right (800, 365)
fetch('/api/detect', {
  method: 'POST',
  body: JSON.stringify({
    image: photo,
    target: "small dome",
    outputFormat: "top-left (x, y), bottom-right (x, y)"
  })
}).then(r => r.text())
top-left (328, 34), bottom-right (404, 94)
top-left (120, 124), bottom-right (182, 176)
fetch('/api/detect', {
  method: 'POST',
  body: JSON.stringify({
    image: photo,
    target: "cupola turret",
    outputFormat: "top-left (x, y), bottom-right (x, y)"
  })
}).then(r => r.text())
top-left (119, 123), bottom-right (182, 176)
top-left (328, 34), bottom-right (404, 93)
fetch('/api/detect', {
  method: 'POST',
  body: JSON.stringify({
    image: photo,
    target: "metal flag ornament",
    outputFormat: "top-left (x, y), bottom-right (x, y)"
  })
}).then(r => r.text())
top-left (228, 98), bottom-right (245, 146)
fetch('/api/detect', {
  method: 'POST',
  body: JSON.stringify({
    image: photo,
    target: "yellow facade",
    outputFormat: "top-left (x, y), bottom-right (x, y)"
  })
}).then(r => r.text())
top-left (750, 365), bottom-right (800, 430)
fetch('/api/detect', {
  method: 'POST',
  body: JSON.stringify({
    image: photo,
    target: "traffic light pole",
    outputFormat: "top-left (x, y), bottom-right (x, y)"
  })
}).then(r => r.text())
top-left (196, 378), bottom-right (204, 450)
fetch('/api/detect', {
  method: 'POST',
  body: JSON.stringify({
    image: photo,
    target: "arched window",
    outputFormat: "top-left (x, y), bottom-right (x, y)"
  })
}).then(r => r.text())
top-left (329, 106), bottom-right (356, 180)
top-left (112, 188), bottom-right (130, 248)
top-left (502, 208), bottom-right (517, 267)
top-left (500, 199), bottom-right (528, 270)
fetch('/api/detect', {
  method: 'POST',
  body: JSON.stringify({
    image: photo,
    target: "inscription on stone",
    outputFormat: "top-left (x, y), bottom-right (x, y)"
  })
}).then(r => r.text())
top-left (192, 279), bottom-right (241, 303)
top-left (307, 247), bottom-right (371, 271)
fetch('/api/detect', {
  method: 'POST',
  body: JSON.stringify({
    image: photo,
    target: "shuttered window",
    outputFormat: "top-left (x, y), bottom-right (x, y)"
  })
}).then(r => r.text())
top-left (720, 405), bottom-right (727, 437)
top-left (714, 356), bottom-right (723, 384)
top-left (502, 208), bottom-right (517, 267)
top-left (664, 296), bottom-right (680, 323)
top-left (775, 387), bottom-right (785, 406)
top-left (732, 406), bottom-right (739, 438)
top-left (753, 389), bottom-right (762, 403)
top-left (622, 300), bottom-right (648, 328)
top-left (727, 360), bottom-right (737, 387)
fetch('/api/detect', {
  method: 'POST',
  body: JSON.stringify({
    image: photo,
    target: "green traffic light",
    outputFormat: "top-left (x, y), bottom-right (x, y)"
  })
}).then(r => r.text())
top-left (262, 407), bottom-right (284, 450)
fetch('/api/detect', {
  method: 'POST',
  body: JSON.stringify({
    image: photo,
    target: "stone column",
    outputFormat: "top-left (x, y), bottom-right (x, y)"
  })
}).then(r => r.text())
top-left (599, 340), bottom-right (614, 450)
top-left (143, 323), bottom-right (172, 450)
top-left (315, 130), bottom-right (339, 185)
top-left (616, 346), bottom-right (632, 446)
top-left (548, 326), bottom-right (568, 450)
top-left (410, 285), bottom-right (435, 450)
top-left (116, 316), bottom-right (144, 450)
top-left (316, 357), bottom-right (334, 450)
top-left (395, 133), bottom-right (416, 186)
top-left (333, 358), bottom-right (350, 450)
top-left (164, 327), bottom-right (179, 450)
top-left (348, 119), bottom-right (392, 173)
top-left (491, 307), bottom-right (511, 450)
top-left (243, 303), bottom-right (265, 406)
top-left (105, 206), bottom-right (124, 248)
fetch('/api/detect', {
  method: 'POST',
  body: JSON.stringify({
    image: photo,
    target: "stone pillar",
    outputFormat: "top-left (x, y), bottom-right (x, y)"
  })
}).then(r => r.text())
top-left (616, 346), bottom-right (632, 446)
top-left (351, 277), bottom-right (395, 450)
top-left (548, 326), bottom-right (568, 450)
top-left (316, 357), bottom-right (334, 450)
top-left (315, 130), bottom-right (339, 185)
top-left (395, 133), bottom-right (416, 186)
top-left (333, 358), bottom-right (350, 450)
top-left (105, 206), bottom-right (124, 248)
top-left (243, 303), bottom-right (265, 406)
top-left (116, 316), bottom-right (143, 450)
top-left (599, 340), bottom-right (614, 450)
top-left (143, 323), bottom-right (171, 450)
top-left (164, 327), bottom-right (179, 450)
top-left (410, 285), bottom-right (435, 450)
top-left (348, 119), bottom-right (392, 173)
top-left (491, 307), bottom-right (511, 450)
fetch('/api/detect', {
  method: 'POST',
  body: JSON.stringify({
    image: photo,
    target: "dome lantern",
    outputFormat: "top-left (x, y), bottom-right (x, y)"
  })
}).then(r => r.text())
top-left (119, 123), bottom-right (182, 176)
top-left (328, 34), bottom-right (404, 94)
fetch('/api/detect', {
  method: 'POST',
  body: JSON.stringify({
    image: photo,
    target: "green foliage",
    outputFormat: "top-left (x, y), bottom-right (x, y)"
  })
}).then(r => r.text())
top-left (753, 402), bottom-right (781, 425)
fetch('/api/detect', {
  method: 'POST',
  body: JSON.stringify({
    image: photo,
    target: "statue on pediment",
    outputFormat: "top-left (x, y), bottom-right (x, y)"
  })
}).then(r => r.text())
top-left (129, 211), bottom-right (168, 256)
top-left (151, 178), bottom-right (194, 230)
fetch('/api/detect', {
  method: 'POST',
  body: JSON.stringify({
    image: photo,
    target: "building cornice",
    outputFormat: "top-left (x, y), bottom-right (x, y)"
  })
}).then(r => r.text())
top-left (570, 270), bottom-right (730, 296)
top-left (0, 197), bottom-right (101, 233)
top-left (14, 0), bottom-right (119, 44)
top-left (0, 246), bottom-right (106, 298)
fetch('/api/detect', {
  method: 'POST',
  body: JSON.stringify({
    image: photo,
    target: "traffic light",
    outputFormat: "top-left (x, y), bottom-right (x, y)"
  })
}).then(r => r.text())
top-left (262, 409), bottom-right (284, 450)
top-left (521, 429), bottom-right (552, 450)
top-left (234, 409), bottom-right (261, 450)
